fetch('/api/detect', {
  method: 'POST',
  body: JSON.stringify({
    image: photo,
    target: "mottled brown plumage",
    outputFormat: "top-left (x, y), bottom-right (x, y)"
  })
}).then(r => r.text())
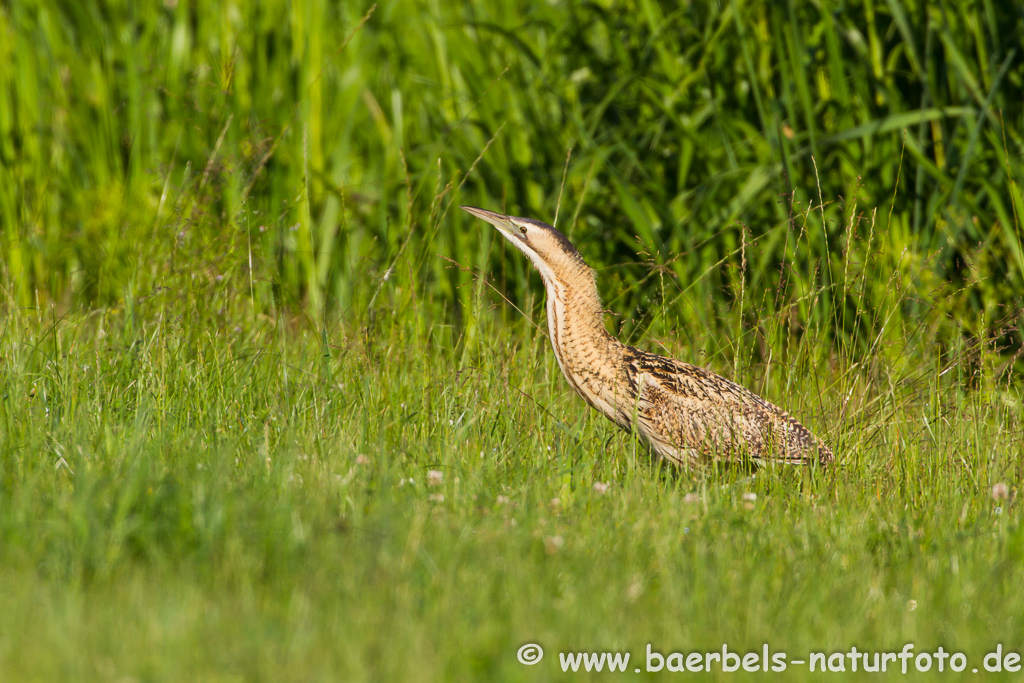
top-left (462, 206), bottom-right (834, 468)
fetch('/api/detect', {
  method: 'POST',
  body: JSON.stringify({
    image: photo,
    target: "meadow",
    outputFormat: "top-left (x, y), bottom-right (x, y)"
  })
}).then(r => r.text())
top-left (1, 0), bottom-right (1023, 680)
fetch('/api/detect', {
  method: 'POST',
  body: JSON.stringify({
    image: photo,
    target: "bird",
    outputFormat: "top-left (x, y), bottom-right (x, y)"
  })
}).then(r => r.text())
top-left (462, 205), bottom-right (834, 469)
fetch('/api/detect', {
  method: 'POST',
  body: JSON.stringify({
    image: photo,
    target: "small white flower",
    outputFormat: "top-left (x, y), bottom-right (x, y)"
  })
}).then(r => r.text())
top-left (427, 470), bottom-right (443, 487)
top-left (683, 493), bottom-right (701, 504)
top-left (355, 454), bottom-right (369, 465)
top-left (742, 492), bottom-right (757, 502)
top-left (593, 482), bottom-right (610, 495)
top-left (429, 493), bottom-right (444, 503)
top-left (544, 535), bottom-right (564, 554)
top-left (992, 483), bottom-right (1009, 500)
top-left (496, 495), bottom-right (509, 505)
top-left (907, 599), bottom-right (917, 611)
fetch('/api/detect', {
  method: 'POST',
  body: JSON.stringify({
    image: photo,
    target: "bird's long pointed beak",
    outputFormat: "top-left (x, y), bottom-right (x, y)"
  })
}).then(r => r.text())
top-left (460, 205), bottom-right (516, 236)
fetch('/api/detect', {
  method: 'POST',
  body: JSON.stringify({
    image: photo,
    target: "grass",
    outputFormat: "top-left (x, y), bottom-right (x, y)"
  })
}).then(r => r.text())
top-left (0, 273), bottom-right (1021, 680)
top-left (1, 0), bottom-right (1024, 680)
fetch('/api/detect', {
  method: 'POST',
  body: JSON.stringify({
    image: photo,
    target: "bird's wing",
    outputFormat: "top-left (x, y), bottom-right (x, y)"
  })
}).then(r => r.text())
top-left (621, 348), bottom-right (832, 465)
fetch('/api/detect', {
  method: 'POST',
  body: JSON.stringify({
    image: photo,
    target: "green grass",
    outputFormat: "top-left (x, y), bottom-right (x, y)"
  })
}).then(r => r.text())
top-left (0, 277), bottom-right (1021, 680)
top-left (1, 0), bottom-right (1024, 680)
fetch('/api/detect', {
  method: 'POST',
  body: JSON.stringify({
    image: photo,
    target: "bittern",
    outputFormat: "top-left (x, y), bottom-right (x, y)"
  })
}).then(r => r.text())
top-left (462, 206), bottom-right (834, 469)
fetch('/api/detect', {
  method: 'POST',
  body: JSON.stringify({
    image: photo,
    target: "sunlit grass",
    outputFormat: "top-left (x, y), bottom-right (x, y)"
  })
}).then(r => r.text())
top-left (1, 241), bottom-right (1021, 678)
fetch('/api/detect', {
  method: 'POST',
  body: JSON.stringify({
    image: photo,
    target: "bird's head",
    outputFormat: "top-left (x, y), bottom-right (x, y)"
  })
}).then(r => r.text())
top-left (460, 206), bottom-right (586, 284)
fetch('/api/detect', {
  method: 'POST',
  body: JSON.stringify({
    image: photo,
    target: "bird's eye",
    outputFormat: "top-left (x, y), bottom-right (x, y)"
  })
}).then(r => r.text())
top-left (519, 226), bottom-right (528, 235)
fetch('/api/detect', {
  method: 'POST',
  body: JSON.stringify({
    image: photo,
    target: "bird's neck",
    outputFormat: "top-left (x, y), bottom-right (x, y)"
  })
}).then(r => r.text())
top-left (540, 266), bottom-right (626, 396)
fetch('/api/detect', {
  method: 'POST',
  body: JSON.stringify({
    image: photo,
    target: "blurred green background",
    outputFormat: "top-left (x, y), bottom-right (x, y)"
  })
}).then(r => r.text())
top-left (2, 0), bottom-right (1022, 367)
